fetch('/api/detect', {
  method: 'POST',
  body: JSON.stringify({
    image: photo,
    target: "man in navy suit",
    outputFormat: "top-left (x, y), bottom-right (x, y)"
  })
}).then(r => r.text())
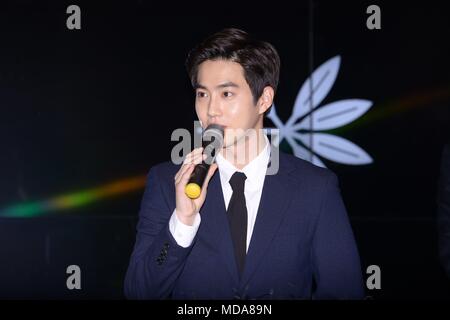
top-left (124, 28), bottom-right (364, 299)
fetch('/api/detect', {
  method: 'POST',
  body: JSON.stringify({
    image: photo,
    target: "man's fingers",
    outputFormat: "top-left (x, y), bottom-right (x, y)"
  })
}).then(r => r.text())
top-left (175, 163), bottom-right (192, 183)
top-left (176, 149), bottom-right (205, 181)
top-left (175, 163), bottom-right (194, 186)
top-left (189, 153), bottom-right (206, 165)
top-left (206, 163), bottom-right (218, 182)
top-left (183, 147), bottom-right (203, 164)
top-left (176, 153), bottom-right (205, 182)
top-left (179, 163), bottom-right (196, 186)
top-left (199, 163), bottom-right (218, 197)
top-left (175, 164), bottom-right (193, 186)
top-left (175, 161), bottom-right (195, 182)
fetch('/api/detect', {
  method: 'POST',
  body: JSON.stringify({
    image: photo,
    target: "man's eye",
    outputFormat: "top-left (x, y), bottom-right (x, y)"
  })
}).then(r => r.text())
top-left (196, 92), bottom-right (207, 98)
top-left (223, 91), bottom-right (233, 98)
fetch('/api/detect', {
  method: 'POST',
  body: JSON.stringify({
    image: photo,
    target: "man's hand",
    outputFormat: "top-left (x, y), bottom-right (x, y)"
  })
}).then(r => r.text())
top-left (174, 147), bottom-right (218, 225)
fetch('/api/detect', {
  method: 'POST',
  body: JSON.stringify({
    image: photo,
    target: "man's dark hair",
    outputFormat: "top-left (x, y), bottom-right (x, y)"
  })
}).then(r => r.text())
top-left (185, 28), bottom-right (280, 115)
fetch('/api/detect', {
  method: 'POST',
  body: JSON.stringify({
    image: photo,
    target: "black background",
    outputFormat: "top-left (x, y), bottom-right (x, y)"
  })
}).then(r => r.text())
top-left (0, 0), bottom-right (449, 299)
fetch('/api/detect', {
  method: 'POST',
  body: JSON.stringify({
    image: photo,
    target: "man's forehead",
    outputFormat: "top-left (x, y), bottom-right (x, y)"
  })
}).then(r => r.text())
top-left (196, 60), bottom-right (245, 89)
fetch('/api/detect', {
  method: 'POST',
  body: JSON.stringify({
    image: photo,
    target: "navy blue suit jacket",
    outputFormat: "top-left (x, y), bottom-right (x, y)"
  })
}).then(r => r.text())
top-left (125, 150), bottom-right (365, 299)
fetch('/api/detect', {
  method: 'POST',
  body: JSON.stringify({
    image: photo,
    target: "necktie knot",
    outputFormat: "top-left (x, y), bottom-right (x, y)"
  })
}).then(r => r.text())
top-left (229, 172), bottom-right (247, 192)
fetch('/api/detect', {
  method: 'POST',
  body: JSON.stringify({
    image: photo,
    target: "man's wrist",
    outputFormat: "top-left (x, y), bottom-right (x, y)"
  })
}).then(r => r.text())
top-left (169, 210), bottom-right (201, 248)
top-left (175, 210), bottom-right (197, 226)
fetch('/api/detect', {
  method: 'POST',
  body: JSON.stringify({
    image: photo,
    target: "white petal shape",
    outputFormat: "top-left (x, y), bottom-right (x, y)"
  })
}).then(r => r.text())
top-left (312, 155), bottom-right (327, 168)
top-left (286, 135), bottom-right (327, 168)
top-left (286, 56), bottom-right (341, 128)
top-left (285, 136), bottom-right (310, 160)
top-left (266, 103), bottom-right (278, 122)
top-left (294, 99), bottom-right (372, 131)
top-left (267, 104), bottom-right (284, 130)
top-left (291, 131), bottom-right (310, 148)
top-left (266, 104), bottom-right (286, 142)
top-left (301, 133), bottom-right (373, 165)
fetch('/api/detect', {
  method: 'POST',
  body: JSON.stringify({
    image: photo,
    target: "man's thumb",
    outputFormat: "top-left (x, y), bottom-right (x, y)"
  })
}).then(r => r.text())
top-left (204, 163), bottom-right (218, 186)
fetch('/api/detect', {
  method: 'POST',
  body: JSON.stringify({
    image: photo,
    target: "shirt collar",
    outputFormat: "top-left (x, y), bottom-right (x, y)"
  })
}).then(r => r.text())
top-left (215, 133), bottom-right (271, 190)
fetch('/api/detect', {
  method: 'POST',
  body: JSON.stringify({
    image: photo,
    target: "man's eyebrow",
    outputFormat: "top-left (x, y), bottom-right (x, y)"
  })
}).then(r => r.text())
top-left (216, 82), bottom-right (239, 89)
top-left (194, 82), bottom-right (240, 90)
top-left (194, 83), bottom-right (207, 90)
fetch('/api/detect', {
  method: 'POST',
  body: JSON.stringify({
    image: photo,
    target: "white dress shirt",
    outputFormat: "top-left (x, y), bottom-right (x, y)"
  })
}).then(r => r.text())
top-left (169, 134), bottom-right (271, 250)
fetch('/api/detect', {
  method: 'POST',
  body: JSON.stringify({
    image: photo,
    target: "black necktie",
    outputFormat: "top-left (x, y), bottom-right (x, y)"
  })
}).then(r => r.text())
top-left (227, 171), bottom-right (248, 276)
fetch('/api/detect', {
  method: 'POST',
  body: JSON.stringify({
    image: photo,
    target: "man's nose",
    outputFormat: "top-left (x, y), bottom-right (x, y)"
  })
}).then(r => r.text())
top-left (207, 96), bottom-right (222, 117)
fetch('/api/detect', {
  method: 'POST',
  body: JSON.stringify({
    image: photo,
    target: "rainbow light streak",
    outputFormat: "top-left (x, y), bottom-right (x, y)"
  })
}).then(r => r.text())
top-left (1, 85), bottom-right (449, 218)
top-left (0, 174), bottom-right (147, 218)
top-left (328, 84), bottom-right (450, 134)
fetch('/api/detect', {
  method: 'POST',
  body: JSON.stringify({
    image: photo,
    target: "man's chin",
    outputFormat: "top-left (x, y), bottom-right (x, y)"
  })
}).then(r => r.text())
top-left (222, 135), bottom-right (247, 149)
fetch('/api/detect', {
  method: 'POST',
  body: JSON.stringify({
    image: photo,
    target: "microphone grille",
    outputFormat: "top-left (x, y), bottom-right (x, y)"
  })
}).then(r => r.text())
top-left (202, 124), bottom-right (224, 162)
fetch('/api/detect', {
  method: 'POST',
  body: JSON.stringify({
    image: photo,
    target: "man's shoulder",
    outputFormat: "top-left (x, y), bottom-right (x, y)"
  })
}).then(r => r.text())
top-left (146, 152), bottom-right (337, 183)
top-left (146, 160), bottom-right (180, 180)
top-left (278, 151), bottom-right (337, 183)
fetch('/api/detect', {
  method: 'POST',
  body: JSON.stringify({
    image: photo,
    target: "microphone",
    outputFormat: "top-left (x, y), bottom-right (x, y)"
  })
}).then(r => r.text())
top-left (185, 124), bottom-right (224, 199)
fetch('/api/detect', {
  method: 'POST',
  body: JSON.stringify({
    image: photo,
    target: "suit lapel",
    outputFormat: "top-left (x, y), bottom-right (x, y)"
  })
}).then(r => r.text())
top-left (240, 151), bottom-right (296, 287)
top-left (198, 150), bottom-right (297, 289)
top-left (200, 171), bottom-right (240, 285)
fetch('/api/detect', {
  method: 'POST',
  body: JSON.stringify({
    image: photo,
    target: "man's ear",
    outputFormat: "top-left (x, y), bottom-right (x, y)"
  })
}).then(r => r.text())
top-left (257, 86), bottom-right (275, 115)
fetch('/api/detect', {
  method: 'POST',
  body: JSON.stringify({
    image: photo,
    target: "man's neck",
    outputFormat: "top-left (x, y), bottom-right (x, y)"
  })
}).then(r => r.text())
top-left (219, 129), bottom-right (267, 170)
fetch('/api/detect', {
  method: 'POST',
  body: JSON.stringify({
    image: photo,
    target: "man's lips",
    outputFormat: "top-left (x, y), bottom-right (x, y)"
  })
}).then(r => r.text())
top-left (208, 123), bottom-right (227, 129)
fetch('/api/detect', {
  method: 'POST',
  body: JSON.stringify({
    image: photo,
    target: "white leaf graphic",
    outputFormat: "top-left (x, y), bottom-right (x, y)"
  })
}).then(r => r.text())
top-left (266, 103), bottom-right (279, 123)
top-left (266, 104), bottom-right (286, 143)
top-left (286, 134), bottom-right (327, 168)
top-left (294, 99), bottom-right (372, 131)
top-left (264, 54), bottom-right (374, 167)
top-left (300, 133), bottom-right (373, 165)
top-left (312, 155), bottom-right (327, 168)
top-left (285, 136), bottom-right (310, 160)
top-left (291, 131), bottom-right (309, 147)
top-left (285, 56), bottom-right (341, 128)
